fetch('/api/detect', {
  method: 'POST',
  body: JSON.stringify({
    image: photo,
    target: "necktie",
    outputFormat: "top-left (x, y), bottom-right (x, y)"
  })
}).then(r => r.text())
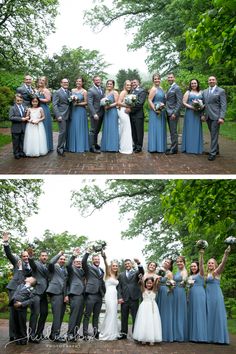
top-left (19, 105), bottom-right (24, 117)
top-left (97, 87), bottom-right (102, 96)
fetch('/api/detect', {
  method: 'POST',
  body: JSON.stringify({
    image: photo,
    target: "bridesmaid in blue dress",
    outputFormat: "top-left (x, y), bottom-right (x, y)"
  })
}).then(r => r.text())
top-left (181, 79), bottom-right (204, 154)
top-left (206, 246), bottom-right (231, 344)
top-left (36, 76), bottom-right (53, 151)
top-left (68, 77), bottom-right (89, 153)
top-left (148, 73), bottom-right (167, 152)
top-left (173, 256), bottom-right (188, 342)
top-left (101, 80), bottom-right (119, 152)
top-left (188, 250), bottom-right (207, 342)
top-left (157, 258), bottom-right (174, 342)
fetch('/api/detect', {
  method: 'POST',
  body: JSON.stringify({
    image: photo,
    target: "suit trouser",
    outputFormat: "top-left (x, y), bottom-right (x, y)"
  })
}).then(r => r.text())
top-left (57, 119), bottom-right (69, 153)
top-left (68, 294), bottom-right (85, 335)
top-left (13, 307), bottom-right (28, 342)
top-left (130, 115), bottom-right (144, 149)
top-left (207, 118), bottom-right (220, 156)
top-left (29, 293), bottom-right (48, 337)
top-left (50, 294), bottom-right (66, 337)
top-left (89, 115), bottom-right (103, 147)
top-left (8, 290), bottom-right (15, 338)
top-left (83, 293), bottom-right (102, 336)
top-left (167, 115), bottom-right (179, 151)
top-left (121, 299), bottom-right (139, 335)
top-left (12, 132), bottom-right (25, 156)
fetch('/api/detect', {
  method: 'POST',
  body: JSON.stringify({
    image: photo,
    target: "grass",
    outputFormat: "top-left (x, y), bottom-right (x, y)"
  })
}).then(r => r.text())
top-left (0, 134), bottom-right (12, 147)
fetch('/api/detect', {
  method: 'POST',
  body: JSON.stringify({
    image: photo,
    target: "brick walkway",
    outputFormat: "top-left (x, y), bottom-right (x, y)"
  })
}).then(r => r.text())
top-left (1, 320), bottom-right (236, 354)
top-left (0, 131), bottom-right (236, 175)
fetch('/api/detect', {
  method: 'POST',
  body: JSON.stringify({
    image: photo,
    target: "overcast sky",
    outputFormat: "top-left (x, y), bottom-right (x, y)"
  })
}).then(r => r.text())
top-left (46, 0), bottom-right (149, 76)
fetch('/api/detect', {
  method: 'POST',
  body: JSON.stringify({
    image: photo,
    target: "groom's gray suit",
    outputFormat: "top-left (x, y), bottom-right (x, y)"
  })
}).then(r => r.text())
top-left (87, 85), bottom-right (105, 149)
top-left (82, 252), bottom-right (105, 337)
top-left (53, 87), bottom-right (71, 154)
top-left (202, 86), bottom-right (227, 156)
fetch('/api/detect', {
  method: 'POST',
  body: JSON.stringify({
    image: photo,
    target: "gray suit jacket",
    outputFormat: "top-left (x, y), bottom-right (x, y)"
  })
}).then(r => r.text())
top-left (82, 252), bottom-right (105, 296)
top-left (9, 275), bottom-right (36, 308)
top-left (16, 84), bottom-right (34, 106)
top-left (202, 86), bottom-right (227, 120)
top-left (117, 265), bottom-right (144, 301)
top-left (46, 254), bottom-right (68, 296)
top-left (52, 88), bottom-right (71, 120)
top-left (67, 256), bottom-right (85, 296)
top-left (29, 258), bottom-right (49, 295)
top-left (166, 83), bottom-right (183, 116)
top-left (87, 85), bottom-right (105, 118)
top-left (9, 104), bottom-right (27, 134)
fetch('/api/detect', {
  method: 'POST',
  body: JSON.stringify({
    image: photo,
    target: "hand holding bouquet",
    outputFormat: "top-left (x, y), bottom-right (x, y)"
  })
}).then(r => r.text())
top-left (192, 99), bottom-right (204, 111)
top-left (100, 97), bottom-right (112, 107)
top-left (125, 94), bottom-right (138, 107)
top-left (154, 102), bottom-right (165, 114)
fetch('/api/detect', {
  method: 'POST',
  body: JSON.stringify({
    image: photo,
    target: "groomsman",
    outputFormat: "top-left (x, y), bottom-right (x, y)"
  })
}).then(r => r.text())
top-left (87, 76), bottom-right (105, 153)
top-left (46, 251), bottom-right (68, 342)
top-left (66, 248), bottom-right (85, 341)
top-left (16, 75), bottom-right (35, 106)
top-left (9, 94), bottom-right (28, 159)
top-left (2, 232), bottom-right (32, 341)
top-left (165, 73), bottom-right (183, 154)
top-left (52, 78), bottom-right (71, 156)
top-left (28, 248), bottom-right (49, 343)
top-left (117, 258), bottom-right (144, 339)
top-left (202, 76), bottom-right (227, 161)
top-left (82, 250), bottom-right (106, 339)
top-left (129, 79), bottom-right (147, 153)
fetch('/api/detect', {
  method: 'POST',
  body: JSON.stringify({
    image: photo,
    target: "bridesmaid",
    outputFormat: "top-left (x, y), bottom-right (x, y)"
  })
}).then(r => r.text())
top-left (143, 261), bottom-right (158, 281)
top-left (36, 76), bottom-right (53, 151)
top-left (188, 250), bottom-right (207, 342)
top-left (68, 77), bottom-right (89, 153)
top-left (157, 258), bottom-right (174, 342)
top-left (173, 256), bottom-right (188, 342)
top-left (181, 79), bottom-right (204, 154)
top-left (206, 246), bottom-right (231, 344)
top-left (101, 80), bottom-right (119, 152)
top-left (148, 73), bottom-right (167, 153)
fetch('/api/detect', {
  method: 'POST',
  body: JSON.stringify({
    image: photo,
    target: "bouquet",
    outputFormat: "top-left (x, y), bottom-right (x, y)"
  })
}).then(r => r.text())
top-left (196, 239), bottom-right (208, 250)
top-left (125, 94), bottom-right (138, 107)
top-left (86, 240), bottom-right (107, 253)
top-left (192, 99), bottom-right (204, 111)
top-left (68, 94), bottom-right (83, 104)
top-left (224, 236), bottom-right (236, 245)
top-left (154, 102), bottom-right (165, 114)
top-left (166, 279), bottom-right (176, 293)
top-left (186, 277), bottom-right (195, 288)
top-left (157, 267), bottom-right (166, 277)
top-left (100, 97), bottom-right (112, 106)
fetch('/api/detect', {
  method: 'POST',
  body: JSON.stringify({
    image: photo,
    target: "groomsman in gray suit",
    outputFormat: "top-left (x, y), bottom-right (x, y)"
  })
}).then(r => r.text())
top-left (165, 73), bottom-right (183, 154)
top-left (53, 78), bottom-right (71, 156)
top-left (16, 75), bottom-right (35, 106)
top-left (87, 76), bottom-right (105, 153)
top-left (28, 249), bottom-right (49, 343)
top-left (66, 248), bottom-right (85, 341)
top-left (117, 258), bottom-right (144, 339)
top-left (202, 76), bottom-right (227, 161)
top-left (47, 251), bottom-right (68, 342)
top-left (82, 250), bottom-right (106, 339)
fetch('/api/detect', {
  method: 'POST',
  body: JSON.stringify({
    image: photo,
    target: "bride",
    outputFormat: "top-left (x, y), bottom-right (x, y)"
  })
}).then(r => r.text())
top-left (99, 251), bottom-right (119, 340)
top-left (117, 80), bottom-right (133, 154)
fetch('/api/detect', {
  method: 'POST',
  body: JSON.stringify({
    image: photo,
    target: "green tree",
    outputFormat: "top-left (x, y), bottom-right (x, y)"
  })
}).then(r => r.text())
top-left (0, 0), bottom-right (59, 71)
top-left (116, 69), bottom-right (141, 91)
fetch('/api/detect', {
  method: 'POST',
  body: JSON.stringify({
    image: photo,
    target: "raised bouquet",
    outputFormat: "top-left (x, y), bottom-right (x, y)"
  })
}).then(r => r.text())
top-left (125, 94), bottom-right (138, 107)
top-left (192, 99), bottom-right (204, 111)
top-left (166, 279), bottom-right (176, 293)
top-left (154, 102), bottom-right (165, 114)
top-left (224, 236), bottom-right (236, 245)
top-left (68, 94), bottom-right (83, 104)
top-left (100, 97), bottom-right (112, 106)
top-left (87, 240), bottom-right (107, 253)
top-left (196, 239), bottom-right (208, 250)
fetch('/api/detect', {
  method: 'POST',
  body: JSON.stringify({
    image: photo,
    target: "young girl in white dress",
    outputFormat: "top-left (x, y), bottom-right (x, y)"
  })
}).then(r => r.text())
top-left (133, 276), bottom-right (162, 345)
top-left (99, 251), bottom-right (120, 340)
top-left (23, 96), bottom-right (48, 157)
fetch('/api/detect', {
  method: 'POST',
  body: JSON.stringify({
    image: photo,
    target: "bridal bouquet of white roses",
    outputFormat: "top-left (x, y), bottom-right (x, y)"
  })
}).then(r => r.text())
top-left (154, 102), bottom-right (165, 114)
top-left (196, 239), bottom-right (208, 250)
top-left (192, 99), bottom-right (204, 111)
top-left (125, 94), bottom-right (138, 107)
top-left (100, 97), bottom-right (112, 106)
top-left (166, 279), bottom-right (176, 293)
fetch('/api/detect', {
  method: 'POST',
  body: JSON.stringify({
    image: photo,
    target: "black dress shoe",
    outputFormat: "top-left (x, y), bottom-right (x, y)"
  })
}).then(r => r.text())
top-left (20, 152), bottom-right (26, 157)
top-left (54, 336), bottom-right (66, 343)
top-left (117, 334), bottom-right (127, 340)
top-left (57, 150), bottom-right (65, 156)
top-left (14, 155), bottom-right (21, 159)
top-left (165, 150), bottom-right (178, 155)
top-left (95, 144), bottom-right (101, 150)
top-left (208, 154), bottom-right (216, 161)
top-left (94, 332), bottom-right (99, 339)
top-left (134, 148), bottom-right (142, 153)
top-left (90, 147), bottom-right (101, 153)
top-left (9, 337), bottom-right (15, 341)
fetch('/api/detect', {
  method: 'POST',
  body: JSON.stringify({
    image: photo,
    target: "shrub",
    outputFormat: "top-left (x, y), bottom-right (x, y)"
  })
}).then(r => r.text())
top-left (0, 86), bottom-right (15, 121)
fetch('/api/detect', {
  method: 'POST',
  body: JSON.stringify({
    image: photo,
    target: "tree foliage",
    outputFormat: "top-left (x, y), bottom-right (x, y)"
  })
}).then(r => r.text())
top-left (116, 69), bottom-right (141, 91)
top-left (0, 0), bottom-right (59, 71)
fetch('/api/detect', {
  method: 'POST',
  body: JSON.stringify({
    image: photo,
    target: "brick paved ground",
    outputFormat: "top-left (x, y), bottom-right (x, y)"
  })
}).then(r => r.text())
top-left (0, 131), bottom-right (236, 175)
top-left (1, 320), bottom-right (236, 354)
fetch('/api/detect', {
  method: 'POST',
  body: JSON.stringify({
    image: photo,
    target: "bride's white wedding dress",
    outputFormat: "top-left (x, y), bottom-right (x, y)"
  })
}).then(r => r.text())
top-left (99, 277), bottom-right (119, 340)
top-left (117, 107), bottom-right (133, 154)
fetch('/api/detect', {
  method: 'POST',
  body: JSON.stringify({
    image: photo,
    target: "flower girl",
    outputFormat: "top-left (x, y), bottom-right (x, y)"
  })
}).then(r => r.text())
top-left (133, 277), bottom-right (162, 345)
top-left (23, 96), bottom-right (48, 157)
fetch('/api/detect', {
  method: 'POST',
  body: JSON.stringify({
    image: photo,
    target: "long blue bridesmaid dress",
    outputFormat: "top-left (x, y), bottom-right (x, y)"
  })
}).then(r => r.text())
top-left (68, 92), bottom-right (89, 153)
top-left (173, 272), bottom-right (188, 341)
top-left (181, 93), bottom-right (203, 154)
top-left (148, 88), bottom-right (167, 152)
top-left (101, 93), bottom-right (119, 152)
top-left (206, 275), bottom-right (229, 344)
top-left (188, 274), bottom-right (207, 342)
top-left (38, 92), bottom-right (53, 151)
top-left (157, 276), bottom-right (174, 342)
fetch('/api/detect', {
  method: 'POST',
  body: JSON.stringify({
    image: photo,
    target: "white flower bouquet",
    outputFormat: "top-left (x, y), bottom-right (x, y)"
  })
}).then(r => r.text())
top-left (100, 97), bottom-right (112, 106)
top-left (125, 94), bottom-right (138, 107)
top-left (192, 99), bottom-right (204, 111)
top-left (196, 239), bottom-right (209, 250)
top-left (154, 102), bottom-right (165, 114)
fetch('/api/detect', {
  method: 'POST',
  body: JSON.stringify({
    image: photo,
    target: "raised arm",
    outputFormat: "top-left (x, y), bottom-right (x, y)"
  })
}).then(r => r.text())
top-left (48, 251), bottom-right (64, 272)
top-left (214, 246), bottom-right (231, 276)
top-left (101, 250), bottom-right (109, 278)
top-left (199, 249), bottom-right (204, 276)
top-left (2, 232), bottom-right (18, 266)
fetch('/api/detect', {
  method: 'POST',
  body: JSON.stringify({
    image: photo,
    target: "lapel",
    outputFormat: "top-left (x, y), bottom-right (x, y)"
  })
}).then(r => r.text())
top-left (60, 87), bottom-right (68, 99)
